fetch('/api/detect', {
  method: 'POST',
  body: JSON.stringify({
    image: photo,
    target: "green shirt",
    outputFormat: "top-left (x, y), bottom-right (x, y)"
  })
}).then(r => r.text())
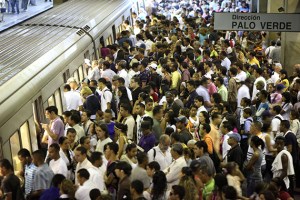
top-left (218, 84), bottom-right (228, 102)
top-left (203, 178), bottom-right (215, 200)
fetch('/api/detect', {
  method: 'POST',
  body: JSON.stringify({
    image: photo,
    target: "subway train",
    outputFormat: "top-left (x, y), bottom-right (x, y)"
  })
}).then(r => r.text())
top-left (0, 0), bottom-right (134, 172)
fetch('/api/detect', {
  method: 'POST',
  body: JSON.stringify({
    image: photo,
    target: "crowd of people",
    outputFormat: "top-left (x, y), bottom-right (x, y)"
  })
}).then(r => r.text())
top-left (1, 0), bottom-right (300, 200)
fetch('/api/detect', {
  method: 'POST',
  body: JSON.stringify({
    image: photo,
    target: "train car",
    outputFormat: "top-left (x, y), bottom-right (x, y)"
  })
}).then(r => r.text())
top-left (0, 0), bottom-right (132, 172)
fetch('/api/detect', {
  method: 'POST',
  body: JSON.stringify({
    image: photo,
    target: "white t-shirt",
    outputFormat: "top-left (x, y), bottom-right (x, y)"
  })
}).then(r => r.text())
top-left (64, 91), bottom-right (83, 111)
top-left (100, 87), bottom-right (113, 112)
top-left (49, 157), bottom-right (68, 178)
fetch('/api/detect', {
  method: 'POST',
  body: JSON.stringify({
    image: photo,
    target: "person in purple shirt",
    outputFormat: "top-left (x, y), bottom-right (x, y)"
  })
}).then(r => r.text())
top-left (138, 120), bottom-right (156, 152)
top-left (41, 106), bottom-right (65, 148)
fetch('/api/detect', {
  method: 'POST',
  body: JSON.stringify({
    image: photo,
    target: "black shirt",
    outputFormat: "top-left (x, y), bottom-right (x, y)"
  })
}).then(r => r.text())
top-left (227, 144), bottom-right (244, 170)
top-left (1, 173), bottom-right (23, 200)
top-left (284, 131), bottom-right (299, 165)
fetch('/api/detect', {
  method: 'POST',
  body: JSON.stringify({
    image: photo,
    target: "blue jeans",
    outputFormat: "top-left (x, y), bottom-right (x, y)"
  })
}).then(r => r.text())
top-left (10, 0), bottom-right (19, 13)
top-left (21, 0), bottom-right (28, 10)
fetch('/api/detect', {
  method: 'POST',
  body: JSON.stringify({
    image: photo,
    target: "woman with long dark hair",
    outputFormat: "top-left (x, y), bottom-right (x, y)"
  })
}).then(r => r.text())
top-left (150, 171), bottom-right (167, 200)
top-left (118, 86), bottom-right (131, 109)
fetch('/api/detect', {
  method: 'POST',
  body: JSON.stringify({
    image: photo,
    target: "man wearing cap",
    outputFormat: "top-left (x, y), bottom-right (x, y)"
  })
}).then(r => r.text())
top-left (225, 131), bottom-right (243, 170)
top-left (164, 143), bottom-right (187, 189)
top-left (149, 62), bottom-right (161, 93)
top-left (175, 116), bottom-right (193, 144)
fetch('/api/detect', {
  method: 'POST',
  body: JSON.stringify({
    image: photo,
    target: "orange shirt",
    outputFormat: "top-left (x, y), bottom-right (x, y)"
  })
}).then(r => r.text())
top-left (209, 123), bottom-right (220, 154)
top-left (203, 134), bottom-right (214, 154)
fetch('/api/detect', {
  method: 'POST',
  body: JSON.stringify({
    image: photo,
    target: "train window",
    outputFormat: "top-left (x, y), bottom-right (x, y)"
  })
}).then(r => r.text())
top-left (100, 36), bottom-right (105, 47)
top-left (78, 66), bottom-right (84, 81)
top-left (118, 24), bottom-right (122, 33)
top-left (112, 25), bottom-right (116, 42)
top-left (33, 96), bottom-right (45, 124)
top-left (54, 89), bottom-right (63, 115)
top-left (10, 132), bottom-right (21, 173)
top-left (73, 70), bottom-right (80, 83)
top-left (20, 122), bottom-right (31, 152)
top-left (84, 50), bottom-right (90, 59)
top-left (63, 69), bottom-right (70, 83)
top-left (48, 95), bottom-right (55, 107)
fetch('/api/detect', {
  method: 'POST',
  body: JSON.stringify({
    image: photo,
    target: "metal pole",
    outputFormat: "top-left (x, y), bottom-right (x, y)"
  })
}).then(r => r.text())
top-left (80, 28), bottom-right (99, 61)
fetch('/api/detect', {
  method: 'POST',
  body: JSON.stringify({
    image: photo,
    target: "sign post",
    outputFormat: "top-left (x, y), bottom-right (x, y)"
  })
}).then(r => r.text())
top-left (214, 13), bottom-right (300, 32)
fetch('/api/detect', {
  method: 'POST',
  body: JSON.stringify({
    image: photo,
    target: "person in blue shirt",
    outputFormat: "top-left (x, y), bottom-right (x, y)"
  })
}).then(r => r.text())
top-left (138, 119), bottom-right (156, 152)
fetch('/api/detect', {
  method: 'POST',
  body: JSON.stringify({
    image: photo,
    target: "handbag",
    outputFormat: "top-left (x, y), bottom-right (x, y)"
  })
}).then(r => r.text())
top-left (0, 8), bottom-right (5, 13)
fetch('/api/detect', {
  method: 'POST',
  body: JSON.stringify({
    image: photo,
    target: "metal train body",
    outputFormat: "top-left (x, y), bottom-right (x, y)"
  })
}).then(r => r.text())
top-left (0, 0), bottom-right (133, 171)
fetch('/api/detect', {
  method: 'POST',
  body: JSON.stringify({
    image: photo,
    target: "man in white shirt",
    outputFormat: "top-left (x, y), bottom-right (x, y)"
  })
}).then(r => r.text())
top-left (75, 168), bottom-right (98, 200)
top-left (74, 147), bottom-right (93, 184)
top-left (48, 143), bottom-right (68, 178)
top-left (118, 77), bottom-right (133, 105)
top-left (237, 80), bottom-right (250, 108)
top-left (196, 77), bottom-right (212, 108)
top-left (135, 103), bottom-right (149, 144)
top-left (271, 105), bottom-right (284, 138)
top-left (98, 78), bottom-right (113, 112)
top-left (271, 63), bottom-right (282, 84)
top-left (120, 103), bottom-right (135, 141)
top-left (164, 143), bottom-right (187, 189)
top-left (234, 62), bottom-right (247, 82)
top-left (220, 51), bottom-right (231, 71)
top-left (63, 84), bottom-right (83, 111)
top-left (148, 135), bottom-right (172, 171)
top-left (220, 122), bottom-right (233, 159)
top-left (88, 152), bottom-right (107, 193)
top-left (252, 68), bottom-right (267, 100)
top-left (117, 60), bottom-right (129, 87)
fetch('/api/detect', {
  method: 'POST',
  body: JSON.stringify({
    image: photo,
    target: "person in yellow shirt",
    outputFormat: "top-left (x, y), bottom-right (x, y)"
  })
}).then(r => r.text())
top-left (276, 69), bottom-right (290, 92)
top-left (170, 62), bottom-right (181, 90)
top-left (248, 51), bottom-right (260, 68)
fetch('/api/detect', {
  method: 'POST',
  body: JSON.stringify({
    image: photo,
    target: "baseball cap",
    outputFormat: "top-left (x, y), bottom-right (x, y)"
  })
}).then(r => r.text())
top-left (149, 63), bottom-right (157, 70)
top-left (227, 132), bottom-right (241, 142)
top-left (84, 59), bottom-right (91, 66)
top-left (175, 116), bottom-right (188, 124)
top-left (276, 84), bottom-right (286, 91)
